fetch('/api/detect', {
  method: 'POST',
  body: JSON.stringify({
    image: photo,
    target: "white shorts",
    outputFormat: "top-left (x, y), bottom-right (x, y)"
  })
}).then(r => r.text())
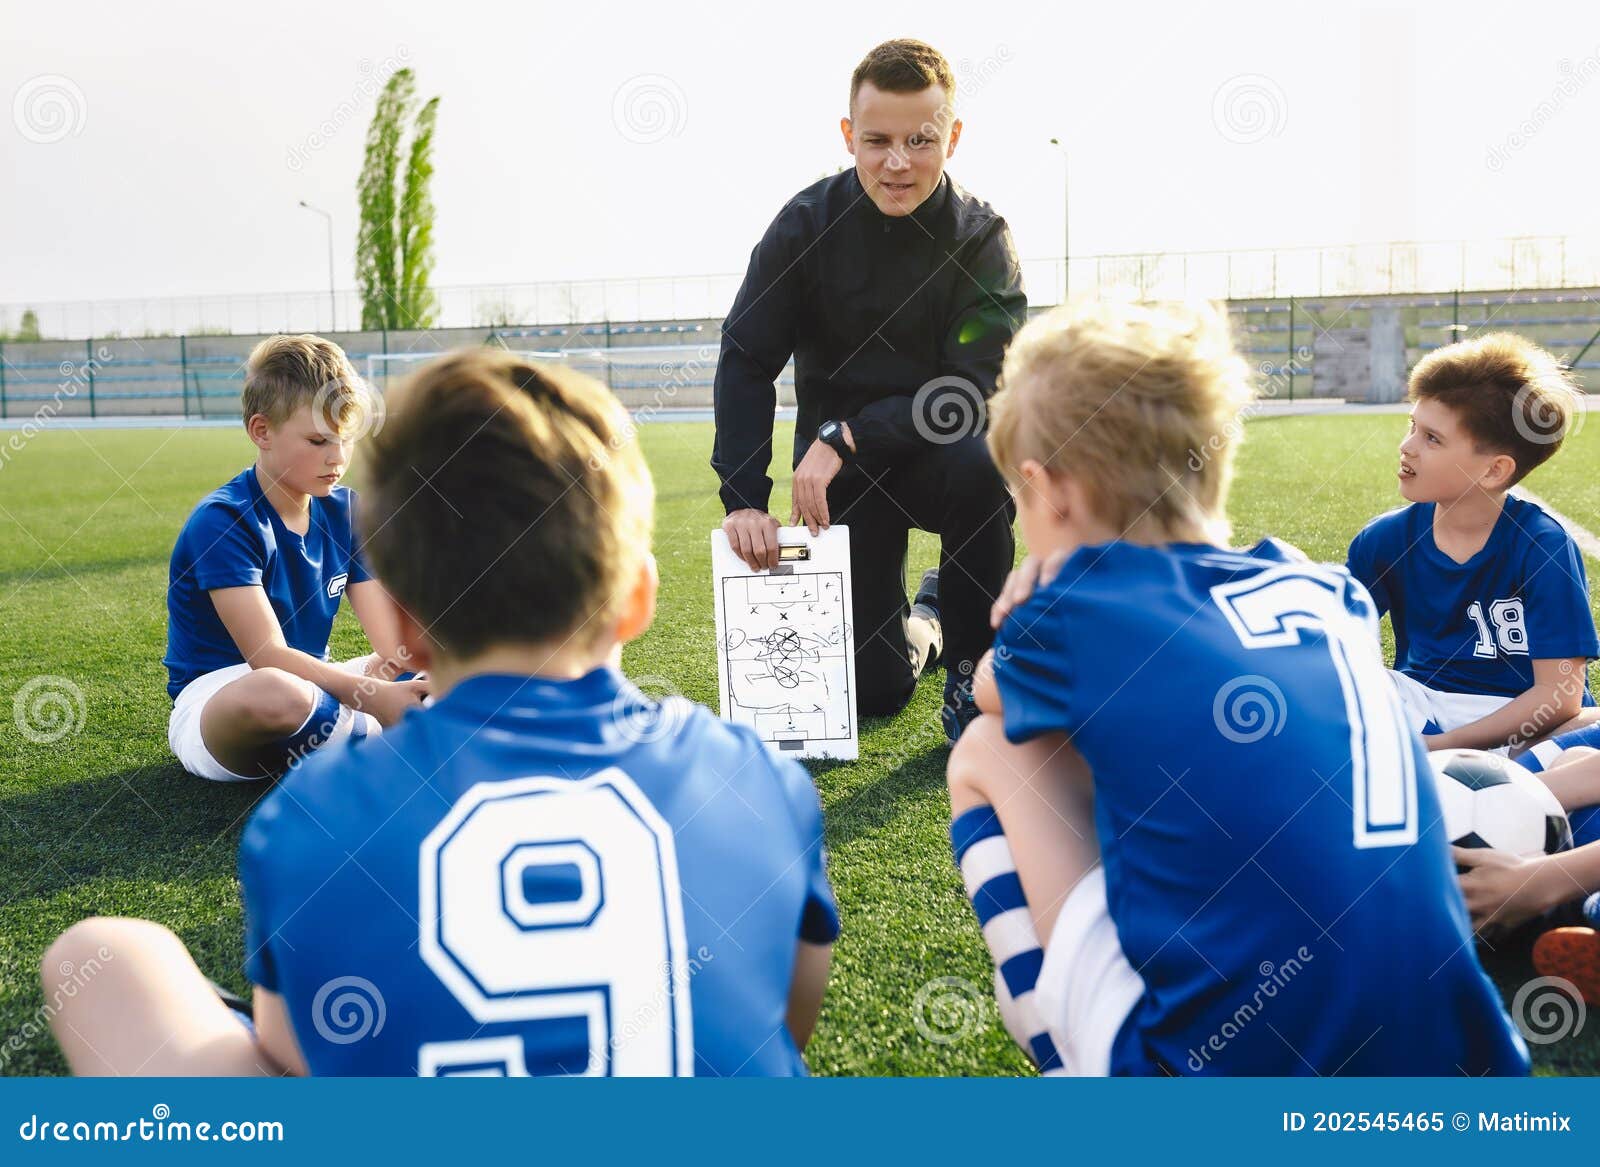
top-left (1034, 867), bottom-right (1146, 1076)
top-left (1387, 670), bottom-right (1511, 740)
top-left (167, 654), bottom-right (383, 783)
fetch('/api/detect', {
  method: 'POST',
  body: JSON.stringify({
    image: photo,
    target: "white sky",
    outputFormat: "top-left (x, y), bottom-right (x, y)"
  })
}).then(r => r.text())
top-left (4, 0), bottom-right (1600, 304)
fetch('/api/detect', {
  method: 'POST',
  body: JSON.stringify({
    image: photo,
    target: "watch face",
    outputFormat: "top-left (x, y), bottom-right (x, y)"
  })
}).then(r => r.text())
top-left (821, 423), bottom-right (838, 439)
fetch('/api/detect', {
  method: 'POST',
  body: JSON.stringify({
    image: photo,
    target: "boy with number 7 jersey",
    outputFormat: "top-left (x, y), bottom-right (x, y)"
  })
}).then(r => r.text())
top-left (946, 301), bottom-right (1529, 1076)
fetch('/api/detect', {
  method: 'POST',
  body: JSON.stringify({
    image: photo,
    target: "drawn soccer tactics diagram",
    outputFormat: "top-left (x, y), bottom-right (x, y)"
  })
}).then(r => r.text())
top-left (711, 526), bottom-right (858, 760)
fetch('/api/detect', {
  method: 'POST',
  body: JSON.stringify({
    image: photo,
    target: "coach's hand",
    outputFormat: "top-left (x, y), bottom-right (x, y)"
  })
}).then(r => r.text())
top-left (724, 508), bottom-right (782, 572)
top-left (790, 425), bottom-right (853, 537)
top-left (357, 677), bottom-right (430, 728)
top-left (990, 550), bottom-right (1071, 629)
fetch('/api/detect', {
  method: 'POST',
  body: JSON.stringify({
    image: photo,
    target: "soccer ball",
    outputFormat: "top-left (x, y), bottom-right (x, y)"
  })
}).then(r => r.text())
top-left (1428, 748), bottom-right (1573, 858)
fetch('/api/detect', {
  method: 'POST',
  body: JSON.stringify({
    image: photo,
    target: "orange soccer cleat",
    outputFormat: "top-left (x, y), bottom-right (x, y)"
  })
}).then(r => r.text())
top-left (1532, 927), bottom-right (1600, 1007)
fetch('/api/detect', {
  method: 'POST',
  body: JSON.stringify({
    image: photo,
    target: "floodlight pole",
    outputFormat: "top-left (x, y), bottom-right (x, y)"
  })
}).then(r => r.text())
top-left (1049, 137), bottom-right (1069, 302)
top-left (298, 200), bottom-right (337, 332)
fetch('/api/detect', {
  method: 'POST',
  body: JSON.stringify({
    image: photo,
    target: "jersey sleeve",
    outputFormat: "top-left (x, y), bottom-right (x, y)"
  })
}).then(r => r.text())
top-left (774, 756), bottom-right (840, 945)
top-left (187, 501), bottom-right (266, 591)
top-left (710, 207), bottom-right (801, 515)
top-left (1522, 525), bottom-right (1600, 661)
top-left (345, 489), bottom-right (374, 585)
top-left (1341, 568), bottom-right (1384, 643)
top-left (991, 582), bottom-right (1077, 743)
top-left (1345, 520), bottom-right (1392, 619)
top-left (237, 794), bottom-right (287, 991)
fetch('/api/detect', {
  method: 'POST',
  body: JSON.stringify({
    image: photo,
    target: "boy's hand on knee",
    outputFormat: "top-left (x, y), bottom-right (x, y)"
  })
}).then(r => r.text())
top-left (353, 677), bottom-right (429, 727)
top-left (991, 550), bottom-right (1070, 629)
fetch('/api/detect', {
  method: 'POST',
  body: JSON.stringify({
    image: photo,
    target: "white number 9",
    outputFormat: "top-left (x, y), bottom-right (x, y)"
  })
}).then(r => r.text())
top-left (418, 768), bottom-right (694, 1076)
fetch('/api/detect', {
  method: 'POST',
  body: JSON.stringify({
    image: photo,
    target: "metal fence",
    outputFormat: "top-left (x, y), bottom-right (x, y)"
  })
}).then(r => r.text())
top-left (5, 285), bottom-right (1600, 423)
top-left (0, 322), bottom-right (741, 422)
top-left (1232, 287), bottom-right (1600, 402)
top-left (7, 235), bottom-right (1600, 343)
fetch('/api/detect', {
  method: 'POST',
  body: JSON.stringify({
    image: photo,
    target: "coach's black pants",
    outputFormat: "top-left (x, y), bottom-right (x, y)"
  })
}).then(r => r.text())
top-left (826, 435), bottom-right (1015, 717)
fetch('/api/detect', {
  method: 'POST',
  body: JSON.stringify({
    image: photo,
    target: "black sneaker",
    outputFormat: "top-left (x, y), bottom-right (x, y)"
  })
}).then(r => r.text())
top-left (909, 567), bottom-right (943, 672)
top-left (942, 679), bottom-right (980, 744)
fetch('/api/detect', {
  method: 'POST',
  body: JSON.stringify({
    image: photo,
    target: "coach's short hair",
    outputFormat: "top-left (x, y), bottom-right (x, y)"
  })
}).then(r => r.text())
top-left (849, 39), bottom-right (956, 111)
top-left (987, 300), bottom-right (1254, 542)
top-left (1408, 333), bottom-right (1578, 484)
top-left (241, 334), bottom-right (368, 435)
top-left (360, 349), bottom-right (653, 660)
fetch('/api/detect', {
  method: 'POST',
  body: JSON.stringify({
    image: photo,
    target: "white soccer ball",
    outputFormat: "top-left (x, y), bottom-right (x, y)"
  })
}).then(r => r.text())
top-left (1428, 748), bottom-right (1572, 858)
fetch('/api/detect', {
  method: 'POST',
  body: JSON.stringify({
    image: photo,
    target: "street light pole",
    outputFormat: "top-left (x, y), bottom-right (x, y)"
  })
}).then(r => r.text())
top-left (1049, 138), bottom-right (1068, 302)
top-left (298, 200), bottom-right (337, 332)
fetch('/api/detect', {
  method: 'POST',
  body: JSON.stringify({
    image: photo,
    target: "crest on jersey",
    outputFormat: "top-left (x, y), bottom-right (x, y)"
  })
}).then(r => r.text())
top-left (326, 572), bottom-right (349, 599)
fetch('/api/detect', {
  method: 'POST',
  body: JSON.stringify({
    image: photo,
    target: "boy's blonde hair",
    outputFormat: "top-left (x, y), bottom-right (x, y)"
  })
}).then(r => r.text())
top-left (987, 300), bottom-right (1254, 541)
top-left (1408, 332), bottom-right (1578, 485)
top-left (360, 349), bottom-right (654, 660)
top-left (241, 334), bottom-right (368, 434)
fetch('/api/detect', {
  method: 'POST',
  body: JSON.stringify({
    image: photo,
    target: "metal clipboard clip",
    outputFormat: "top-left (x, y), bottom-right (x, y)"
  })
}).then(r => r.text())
top-left (769, 540), bottom-right (811, 575)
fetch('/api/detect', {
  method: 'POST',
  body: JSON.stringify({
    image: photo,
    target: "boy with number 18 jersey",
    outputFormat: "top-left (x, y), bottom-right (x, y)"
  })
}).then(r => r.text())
top-left (1346, 333), bottom-right (1598, 755)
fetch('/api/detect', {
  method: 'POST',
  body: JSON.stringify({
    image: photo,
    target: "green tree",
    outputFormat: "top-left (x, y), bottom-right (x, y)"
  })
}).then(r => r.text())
top-left (16, 309), bottom-right (41, 341)
top-left (357, 69), bottom-right (440, 330)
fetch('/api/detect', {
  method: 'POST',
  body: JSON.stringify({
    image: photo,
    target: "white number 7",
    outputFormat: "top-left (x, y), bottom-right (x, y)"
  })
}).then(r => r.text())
top-left (1211, 566), bottom-right (1417, 849)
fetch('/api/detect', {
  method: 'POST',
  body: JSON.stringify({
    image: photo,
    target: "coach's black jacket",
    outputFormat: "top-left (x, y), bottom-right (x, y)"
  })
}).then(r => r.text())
top-left (711, 168), bottom-right (1027, 515)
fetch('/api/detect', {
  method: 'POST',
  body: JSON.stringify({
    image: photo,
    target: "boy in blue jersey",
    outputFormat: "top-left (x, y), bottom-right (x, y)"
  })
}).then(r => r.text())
top-left (946, 300), bottom-right (1529, 1076)
top-left (163, 334), bottom-right (427, 781)
top-left (1346, 332), bottom-right (1598, 755)
top-left (45, 350), bottom-right (837, 1076)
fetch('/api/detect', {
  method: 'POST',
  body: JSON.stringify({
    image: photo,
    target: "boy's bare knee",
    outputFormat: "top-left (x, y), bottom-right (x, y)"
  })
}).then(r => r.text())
top-left (947, 714), bottom-right (1010, 809)
top-left (42, 922), bottom-right (93, 989)
top-left (42, 916), bottom-right (172, 991)
top-left (245, 669), bottom-right (316, 737)
top-left (1549, 746), bottom-right (1600, 771)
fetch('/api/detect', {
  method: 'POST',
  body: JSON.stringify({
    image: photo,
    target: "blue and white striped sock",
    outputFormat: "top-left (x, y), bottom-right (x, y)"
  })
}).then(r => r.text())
top-left (1520, 721), bottom-right (1600, 774)
top-left (951, 805), bottom-right (1064, 1075)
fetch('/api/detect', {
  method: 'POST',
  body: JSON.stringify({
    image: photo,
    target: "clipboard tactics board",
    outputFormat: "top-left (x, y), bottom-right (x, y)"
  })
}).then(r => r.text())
top-left (711, 526), bottom-right (858, 761)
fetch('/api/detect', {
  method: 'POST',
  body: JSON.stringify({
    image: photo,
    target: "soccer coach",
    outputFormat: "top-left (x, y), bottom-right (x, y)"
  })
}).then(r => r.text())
top-left (711, 39), bottom-right (1027, 741)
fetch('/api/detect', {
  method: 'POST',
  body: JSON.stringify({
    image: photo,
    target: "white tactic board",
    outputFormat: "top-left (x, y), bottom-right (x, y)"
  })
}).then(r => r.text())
top-left (711, 526), bottom-right (858, 761)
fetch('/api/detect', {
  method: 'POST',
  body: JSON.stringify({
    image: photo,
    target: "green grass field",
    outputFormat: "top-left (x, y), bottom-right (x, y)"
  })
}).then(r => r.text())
top-left (1, 411), bottom-right (1598, 1076)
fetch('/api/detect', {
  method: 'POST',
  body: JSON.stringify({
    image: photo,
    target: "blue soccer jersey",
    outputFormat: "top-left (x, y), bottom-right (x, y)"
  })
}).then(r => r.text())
top-left (991, 538), bottom-right (1529, 1076)
top-left (238, 667), bottom-right (840, 1077)
top-left (1347, 497), bottom-right (1599, 699)
top-left (164, 467), bottom-right (371, 698)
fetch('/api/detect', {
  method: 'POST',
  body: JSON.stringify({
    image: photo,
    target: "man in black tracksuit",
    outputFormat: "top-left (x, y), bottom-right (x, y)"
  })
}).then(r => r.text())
top-left (712, 39), bottom-right (1026, 741)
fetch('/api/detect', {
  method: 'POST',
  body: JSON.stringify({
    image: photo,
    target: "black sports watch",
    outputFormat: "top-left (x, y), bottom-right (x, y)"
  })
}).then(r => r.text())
top-left (818, 419), bottom-right (853, 460)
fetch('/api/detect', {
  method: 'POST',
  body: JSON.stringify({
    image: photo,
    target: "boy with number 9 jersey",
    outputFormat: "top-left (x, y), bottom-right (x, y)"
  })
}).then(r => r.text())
top-left (46, 351), bottom-right (837, 1077)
